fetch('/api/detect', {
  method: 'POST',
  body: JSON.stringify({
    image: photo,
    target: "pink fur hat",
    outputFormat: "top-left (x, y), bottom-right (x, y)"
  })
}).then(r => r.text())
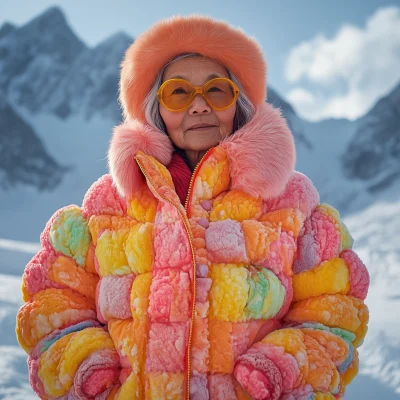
top-left (119, 15), bottom-right (267, 122)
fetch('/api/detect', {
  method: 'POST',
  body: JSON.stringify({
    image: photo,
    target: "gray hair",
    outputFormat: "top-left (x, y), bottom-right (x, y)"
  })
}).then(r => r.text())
top-left (143, 53), bottom-right (255, 134)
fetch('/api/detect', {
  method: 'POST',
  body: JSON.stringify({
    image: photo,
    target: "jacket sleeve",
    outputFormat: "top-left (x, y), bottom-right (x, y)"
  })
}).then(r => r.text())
top-left (15, 175), bottom-right (126, 399)
top-left (233, 202), bottom-right (370, 400)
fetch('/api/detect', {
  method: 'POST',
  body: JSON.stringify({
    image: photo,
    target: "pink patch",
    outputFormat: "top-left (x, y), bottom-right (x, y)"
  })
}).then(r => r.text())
top-left (252, 319), bottom-right (282, 344)
top-left (205, 219), bottom-right (248, 263)
top-left (264, 171), bottom-right (319, 218)
top-left (23, 249), bottom-right (62, 296)
top-left (74, 349), bottom-right (120, 399)
top-left (190, 372), bottom-right (209, 400)
top-left (281, 384), bottom-right (314, 399)
top-left (153, 203), bottom-right (192, 270)
top-left (82, 174), bottom-right (127, 219)
top-left (146, 322), bottom-right (189, 372)
top-left (96, 274), bottom-right (134, 323)
top-left (148, 269), bottom-right (192, 323)
top-left (208, 374), bottom-right (237, 400)
top-left (234, 352), bottom-right (282, 400)
top-left (200, 200), bottom-right (212, 211)
top-left (196, 264), bottom-right (208, 278)
top-left (27, 356), bottom-right (47, 398)
top-left (249, 343), bottom-right (300, 393)
top-left (341, 249), bottom-right (370, 300)
top-left (293, 207), bottom-right (341, 274)
top-left (261, 231), bottom-right (297, 275)
top-left (197, 217), bottom-right (210, 229)
top-left (196, 278), bottom-right (212, 303)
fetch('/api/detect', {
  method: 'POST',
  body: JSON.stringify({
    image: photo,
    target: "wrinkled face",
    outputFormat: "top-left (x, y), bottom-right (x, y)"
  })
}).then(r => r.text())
top-left (159, 56), bottom-right (236, 152)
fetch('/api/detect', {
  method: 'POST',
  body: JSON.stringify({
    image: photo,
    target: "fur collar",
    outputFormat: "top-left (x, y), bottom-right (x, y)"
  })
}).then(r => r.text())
top-left (107, 102), bottom-right (296, 201)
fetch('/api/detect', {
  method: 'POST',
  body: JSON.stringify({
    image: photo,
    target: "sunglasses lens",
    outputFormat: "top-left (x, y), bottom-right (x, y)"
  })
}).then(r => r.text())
top-left (204, 79), bottom-right (236, 109)
top-left (159, 78), bottom-right (238, 111)
top-left (161, 80), bottom-right (193, 110)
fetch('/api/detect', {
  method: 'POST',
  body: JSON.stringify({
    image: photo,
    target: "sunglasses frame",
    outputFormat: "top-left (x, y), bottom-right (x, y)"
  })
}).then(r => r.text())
top-left (157, 77), bottom-right (240, 112)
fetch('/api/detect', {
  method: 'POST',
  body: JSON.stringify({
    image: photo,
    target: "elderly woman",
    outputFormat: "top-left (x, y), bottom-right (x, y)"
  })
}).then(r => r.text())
top-left (16, 15), bottom-right (369, 400)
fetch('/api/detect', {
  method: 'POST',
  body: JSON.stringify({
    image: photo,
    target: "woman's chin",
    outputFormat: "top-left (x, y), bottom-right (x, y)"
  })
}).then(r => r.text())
top-left (184, 133), bottom-right (222, 152)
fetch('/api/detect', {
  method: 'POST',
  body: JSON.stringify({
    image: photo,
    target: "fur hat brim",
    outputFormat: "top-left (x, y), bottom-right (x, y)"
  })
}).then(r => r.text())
top-left (119, 14), bottom-right (267, 122)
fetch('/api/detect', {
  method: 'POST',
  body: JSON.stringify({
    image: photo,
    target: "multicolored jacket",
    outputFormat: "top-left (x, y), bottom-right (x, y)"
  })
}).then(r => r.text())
top-left (16, 102), bottom-right (370, 400)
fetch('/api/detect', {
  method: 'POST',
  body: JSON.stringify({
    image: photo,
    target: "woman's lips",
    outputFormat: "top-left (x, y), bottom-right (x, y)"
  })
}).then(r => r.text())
top-left (187, 125), bottom-right (217, 131)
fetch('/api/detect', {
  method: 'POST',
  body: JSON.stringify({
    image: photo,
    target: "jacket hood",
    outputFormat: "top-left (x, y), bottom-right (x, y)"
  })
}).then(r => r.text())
top-left (119, 15), bottom-right (267, 123)
top-left (107, 102), bottom-right (296, 201)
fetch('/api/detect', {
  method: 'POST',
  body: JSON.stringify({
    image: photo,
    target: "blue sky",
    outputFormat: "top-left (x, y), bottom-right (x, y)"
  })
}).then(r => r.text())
top-left (1, 0), bottom-right (399, 122)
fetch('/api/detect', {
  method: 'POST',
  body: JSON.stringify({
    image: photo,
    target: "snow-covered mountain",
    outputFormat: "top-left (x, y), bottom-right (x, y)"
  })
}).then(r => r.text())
top-left (0, 6), bottom-right (399, 398)
top-left (0, 7), bottom-right (86, 114)
top-left (0, 93), bottom-right (67, 190)
top-left (343, 82), bottom-right (400, 195)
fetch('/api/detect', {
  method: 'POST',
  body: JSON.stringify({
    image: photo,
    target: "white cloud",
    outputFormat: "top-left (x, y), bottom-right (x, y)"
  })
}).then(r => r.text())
top-left (285, 6), bottom-right (400, 121)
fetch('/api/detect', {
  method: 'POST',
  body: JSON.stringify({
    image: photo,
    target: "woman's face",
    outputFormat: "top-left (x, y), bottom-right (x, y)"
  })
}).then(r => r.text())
top-left (159, 56), bottom-right (236, 153)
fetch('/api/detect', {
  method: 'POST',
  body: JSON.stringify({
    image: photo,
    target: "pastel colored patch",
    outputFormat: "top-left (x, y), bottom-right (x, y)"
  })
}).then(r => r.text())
top-left (125, 222), bottom-right (154, 274)
top-left (146, 372), bottom-right (185, 399)
top-left (97, 274), bottom-right (134, 322)
top-left (292, 258), bottom-right (350, 302)
top-left (82, 174), bottom-right (127, 219)
top-left (88, 215), bottom-right (137, 246)
top-left (241, 220), bottom-right (279, 266)
top-left (210, 190), bottom-right (263, 222)
top-left (208, 320), bottom-right (234, 374)
top-left (196, 277), bottom-right (212, 303)
top-left (244, 267), bottom-right (286, 320)
top-left (205, 219), bottom-right (248, 263)
top-left (192, 147), bottom-right (231, 203)
top-left (302, 334), bottom-right (337, 392)
top-left (260, 208), bottom-right (306, 238)
top-left (148, 269), bottom-right (192, 323)
top-left (127, 186), bottom-right (158, 223)
top-left (293, 205), bottom-right (341, 274)
top-left (58, 328), bottom-right (116, 392)
top-left (191, 317), bottom-right (210, 374)
top-left (73, 349), bottom-right (120, 398)
top-left (47, 255), bottom-right (99, 302)
top-left (284, 294), bottom-right (369, 346)
top-left (130, 272), bottom-right (152, 319)
top-left (108, 318), bottom-right (148, 375)
top-left (209, 264), bottom-right (249, 322)
top-left (49, 206), bottom-right (91, 267)
top-left (208, 374), bottom-right (237, 400)
top-left (95, 229), bottom-right (131, 276)
top-left (190, 372), bottom-right (209, 400)
top-left (16, 288), bottom-right (96, 353)
top-left (234, 352), bottom-right (283, 400)
top-left (339, 220), bottom-right (354, 252)
top-left (249, 342), bottom-right (300, 393)
top-left (261, 328), bottom-right (309, 387)
top-left (263, 171), bottom-right (319, 217)
top-left (341, 249), bottom-right (369, 300)
top-left (153, 202), bottom-right (192, 270)
top-left (146, 322), bottom-right (188, 373)
top-left (22, 249), bottom-right (59, 301)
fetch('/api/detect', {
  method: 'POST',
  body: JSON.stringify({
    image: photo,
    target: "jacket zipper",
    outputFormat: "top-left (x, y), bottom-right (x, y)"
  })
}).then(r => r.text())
top-left (135, 154), bottom-right (209, 400)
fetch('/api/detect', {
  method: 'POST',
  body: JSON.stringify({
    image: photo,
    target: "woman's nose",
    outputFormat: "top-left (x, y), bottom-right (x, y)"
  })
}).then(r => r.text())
top-left (188, 93), bottom-right (212, 115)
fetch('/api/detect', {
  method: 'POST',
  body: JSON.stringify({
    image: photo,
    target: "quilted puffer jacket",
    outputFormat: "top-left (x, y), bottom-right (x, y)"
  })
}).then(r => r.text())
top-left (16, 102), bottom-right (369, 400)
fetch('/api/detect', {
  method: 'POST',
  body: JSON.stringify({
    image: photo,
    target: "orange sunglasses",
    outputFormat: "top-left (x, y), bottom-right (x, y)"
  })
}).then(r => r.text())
top-left (157, 77), bottom-right (240, 112)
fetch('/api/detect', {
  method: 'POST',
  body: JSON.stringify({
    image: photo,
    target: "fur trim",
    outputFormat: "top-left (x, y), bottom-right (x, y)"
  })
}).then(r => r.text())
top-left (120, 15), bottom-right (266, 122)
top-left (107, 103), bottom-right (295, 201)
top-left (107, 120), bottom-right (173, 198)
top-left (220, 102), bottom-right (296, 200)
